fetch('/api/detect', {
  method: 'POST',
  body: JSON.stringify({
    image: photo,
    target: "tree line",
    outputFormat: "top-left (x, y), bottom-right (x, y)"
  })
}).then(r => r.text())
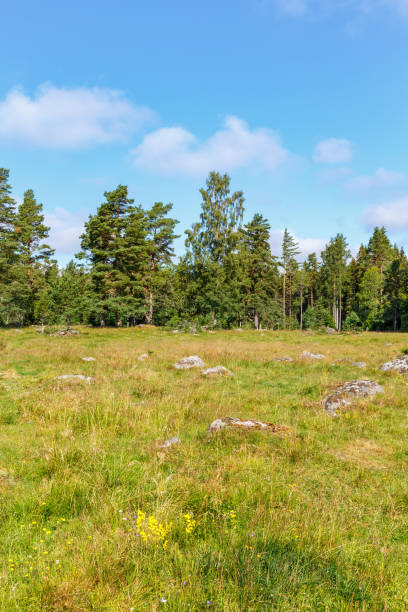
top-left (1, 167), bottom-right (407, 331)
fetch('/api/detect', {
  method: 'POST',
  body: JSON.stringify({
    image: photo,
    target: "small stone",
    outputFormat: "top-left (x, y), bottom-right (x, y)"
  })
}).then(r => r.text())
top-left (323, 379), bottom-right (384, 416)
top-left (300, 350), bottom-right (325, 360)
top-left (159, 436), bottom-right (180, 448)
top-left (202, 365), bottom-right (233, 377)
top-left (57, 374), bottom-right (95, 382)
top-left (171, 329), bottom-right (180, 334)
top-left (274, 357), bottom-right (294, 363)
top-left (13, 329), bottom-right (23, 333)
top-left (173, 356), bottom-right (205, 370)
top-left (82, 357), bottom-right (96, 362)
top-left (379, 355), bottom-right (408, 373)
top-left (137, 353), bottom-right (149, 361)
top-left (209, 417), bottom-right (290, 434)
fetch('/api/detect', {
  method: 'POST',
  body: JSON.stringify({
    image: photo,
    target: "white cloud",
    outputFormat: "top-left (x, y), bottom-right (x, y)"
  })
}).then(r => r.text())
top-left (44, 207), bottom-right (88, 254)
top-left (275, 0), bottom-right (308, 16)
top-left (319, 166), bottom-right (353, 181)
top-left (363, 196), bottom-right (408, 229)
top-left (347, 167), bottom-right (405, 193)
top-left (313, 138), bottom-right (353, 164)
top-left (269, 229), bottom-right (327, 259)
top-left (132, 116), bottom-right (288, 176)
top-left (274, 0), bottom-right (408, 18)
top-left (0, 85), bottom-right (156, 148)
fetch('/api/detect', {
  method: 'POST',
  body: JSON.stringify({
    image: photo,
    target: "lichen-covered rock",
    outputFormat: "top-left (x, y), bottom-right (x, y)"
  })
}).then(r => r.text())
top-left (209, 417), bottom-right (290, 434)
top-left (323, 379), bottom-right (384, 416)
top-left (159, 436), bottom-right (180, 448)
top-left (137, 353), bottom-right (149, 362)
top-left (300, 350), bottom-right (325, 360)
top-left (202, 366), bottom-right (233, 377)
top-left (173, 356), bottom-right (205, 370)
top-left (82, 357), bottom-right (96, 362)
top-left (379, 355), bottom-right (408, 373)
top-left (57, 374), bottom-right (95, 382)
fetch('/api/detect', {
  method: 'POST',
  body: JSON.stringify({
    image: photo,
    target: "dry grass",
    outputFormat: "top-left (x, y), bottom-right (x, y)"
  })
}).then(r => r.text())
top-left (0, 326), bottom-right (408, 610)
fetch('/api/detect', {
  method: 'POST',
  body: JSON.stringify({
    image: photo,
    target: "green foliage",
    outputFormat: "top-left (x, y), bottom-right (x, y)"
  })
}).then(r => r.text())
top-left (343, 311), bottom-right (361, 331)
top-left (1, 167), bottom-right (408, 332)
top-left (303, 304), bottom-right (336, 329)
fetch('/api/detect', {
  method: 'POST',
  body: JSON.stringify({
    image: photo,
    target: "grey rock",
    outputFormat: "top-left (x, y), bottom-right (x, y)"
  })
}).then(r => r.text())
top-left (57, 374), bottom-right (95, 382)
top-left (209, 416), bottom-right (289, 434)
top-left (323, 379), bottom-right (384, 416)
top-left (82, 357), bottom-right (96, 362)
top-left (173, 355), bottom-right (205, 370)
top-left (332, 359), bottom-right (366, 368)
top-left (379, 355), bottom-right (408, 373)
top-left (137, 353), bottom-right (149, 361)
top-left (300, 350), bottom-right (325, 360)
top-left (274, 357), bottom-right (294, 363)
top-left (202, 365), bottom-right (233, 377)
top-left (54, 328), bottom-right (80, 337)
top-left (159, 436), bottom-right (180, 448)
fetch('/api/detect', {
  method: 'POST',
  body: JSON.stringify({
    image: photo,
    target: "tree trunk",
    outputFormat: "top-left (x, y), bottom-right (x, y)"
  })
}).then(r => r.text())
top-left (300, 288), bottom-right (303, 330)
top-left (254, 311), bottom-right (259, 330)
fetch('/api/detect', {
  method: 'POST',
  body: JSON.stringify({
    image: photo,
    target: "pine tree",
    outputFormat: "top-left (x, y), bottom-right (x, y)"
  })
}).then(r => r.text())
top-left (144, 202), bottom-right (179, 324)
top-left (15, 189), bottom-right (54, 264)
top-left (79, 185), bottom-right (147, 326)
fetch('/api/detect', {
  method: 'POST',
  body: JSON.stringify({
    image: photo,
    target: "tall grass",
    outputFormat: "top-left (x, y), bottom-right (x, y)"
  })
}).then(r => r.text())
top-left (0, 327), bottom-right (407, 610)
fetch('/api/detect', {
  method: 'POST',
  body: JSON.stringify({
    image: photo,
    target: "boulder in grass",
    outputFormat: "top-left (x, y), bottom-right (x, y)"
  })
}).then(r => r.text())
top-left (57, 374), bottom-right (95, 383)
top-left (82, 357), bottom-right (96, 362)
top-left (209, 417), bottom-right (290, 434)
top-left (202, 365), bottom-right (233, 377)
top-left (300, 350), bottom-right (325, 360)
top-left (173, 356), bottom-right (205, 370)
top-left (323, 379), bottom-right (384, 416)
top-left (159, 436), bottom-right (180, 449)
top-left (379, 355), bottom-right (408, 374)
top-left (137, 353), bottom-right (149, 362)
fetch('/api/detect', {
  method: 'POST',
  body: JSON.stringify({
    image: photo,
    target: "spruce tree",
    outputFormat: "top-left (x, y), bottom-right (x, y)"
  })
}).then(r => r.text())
top-left (280, 229), bottom-right (300, 327)
top-left (241, 213), bottom-right (279, 329)
top-left (320, 234), bottom-right (350, 330)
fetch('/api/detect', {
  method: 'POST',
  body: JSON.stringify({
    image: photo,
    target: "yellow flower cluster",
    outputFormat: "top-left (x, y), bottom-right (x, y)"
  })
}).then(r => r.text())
top-left (135, 510), bottom-right (171, 550)
top-left (183, 513), bottom-right (196, 535)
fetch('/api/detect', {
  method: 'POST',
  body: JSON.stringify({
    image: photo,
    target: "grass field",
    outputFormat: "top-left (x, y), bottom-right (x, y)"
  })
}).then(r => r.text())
top-left (1, 327), bottom-right (408, 611)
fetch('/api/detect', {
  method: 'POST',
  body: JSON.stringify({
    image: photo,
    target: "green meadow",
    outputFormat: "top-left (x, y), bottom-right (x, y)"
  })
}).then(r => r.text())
top-left (1, 327), bottom-right (408, 611)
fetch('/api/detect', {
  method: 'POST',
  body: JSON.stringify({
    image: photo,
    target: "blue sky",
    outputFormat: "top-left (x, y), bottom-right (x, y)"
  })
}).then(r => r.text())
top-left (2, 0), bottom-right (408, 263)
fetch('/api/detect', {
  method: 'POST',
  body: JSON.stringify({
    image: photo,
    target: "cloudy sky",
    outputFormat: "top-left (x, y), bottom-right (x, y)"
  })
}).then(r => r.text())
top-left (2, 0), bottom-right (408, 262)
